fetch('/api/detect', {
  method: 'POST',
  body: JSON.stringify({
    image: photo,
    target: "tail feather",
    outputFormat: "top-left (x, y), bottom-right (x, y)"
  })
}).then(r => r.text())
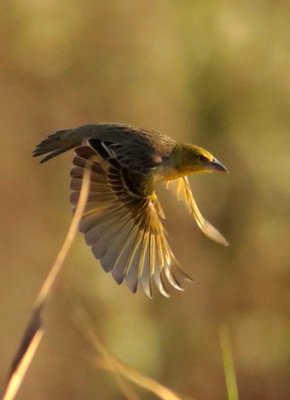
top-left (33, 129), bottom-right (82, 163)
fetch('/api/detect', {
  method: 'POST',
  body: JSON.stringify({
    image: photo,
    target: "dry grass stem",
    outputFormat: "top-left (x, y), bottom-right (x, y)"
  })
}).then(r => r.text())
top-left (74, 305), bottom-right (188, 400)
top-left (34, 163), bottom-right (91, 310)
top-left (74, 306), bottom-right (141, 400)
top-left (96, 358), bottom-right (188, 400)
top-left (2, 164), bottom-right (91, 400)
top-left (2, 330), bottom-right (44, 400)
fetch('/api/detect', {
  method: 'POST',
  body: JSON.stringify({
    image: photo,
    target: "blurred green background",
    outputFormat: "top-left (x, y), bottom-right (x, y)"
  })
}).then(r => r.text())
top-left (1, 1), bottom-right (290, 399)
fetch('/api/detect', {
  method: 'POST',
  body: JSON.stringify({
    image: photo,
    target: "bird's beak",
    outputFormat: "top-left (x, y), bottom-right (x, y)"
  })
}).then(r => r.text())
top-left (209, 157), bottom-right (229, 173)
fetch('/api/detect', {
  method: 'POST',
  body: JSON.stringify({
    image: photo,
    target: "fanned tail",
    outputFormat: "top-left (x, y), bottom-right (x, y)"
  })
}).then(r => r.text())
top-left (33, 129), bottom-right (82, 163)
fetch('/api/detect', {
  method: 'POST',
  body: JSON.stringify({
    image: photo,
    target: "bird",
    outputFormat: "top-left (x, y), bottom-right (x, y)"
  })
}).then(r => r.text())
top-left (33, 123), bottom-right (229, 298)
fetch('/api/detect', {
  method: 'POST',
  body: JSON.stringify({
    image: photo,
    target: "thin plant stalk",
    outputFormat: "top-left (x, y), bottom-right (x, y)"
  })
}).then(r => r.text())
top-left (219, 324), bottom-right (239, 400)
top-left (2, 164), bottom-right (91, 400)
top-left (74, 304), bottom-right (189, 400)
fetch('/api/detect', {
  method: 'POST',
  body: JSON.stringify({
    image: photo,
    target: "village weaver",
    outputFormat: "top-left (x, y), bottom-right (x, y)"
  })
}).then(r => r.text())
top-left (33, 123), bottom-right (229, 298)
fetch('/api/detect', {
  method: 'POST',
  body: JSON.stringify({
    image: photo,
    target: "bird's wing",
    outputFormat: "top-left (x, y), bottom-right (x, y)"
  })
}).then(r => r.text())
top-left (70, 146), bottom-right (192, 298)
top-left (166, 177), bottom-right (229, 246)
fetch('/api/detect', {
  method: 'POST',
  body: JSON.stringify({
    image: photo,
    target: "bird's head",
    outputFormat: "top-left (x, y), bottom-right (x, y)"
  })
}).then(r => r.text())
top-left (172, 143), bottom-right (229, 176)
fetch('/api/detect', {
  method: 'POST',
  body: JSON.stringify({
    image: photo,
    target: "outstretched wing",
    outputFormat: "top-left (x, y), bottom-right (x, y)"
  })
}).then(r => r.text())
top-left (167, 177), bottom-right (229, 246)
top-left (70, 145), bottom-right (192, 298)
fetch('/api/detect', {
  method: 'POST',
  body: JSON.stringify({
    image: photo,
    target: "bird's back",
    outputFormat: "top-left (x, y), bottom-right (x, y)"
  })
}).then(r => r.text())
top-left (78, 123), bottom-right (176, 172)
top-left (33, 122), bottom-right (176, 169)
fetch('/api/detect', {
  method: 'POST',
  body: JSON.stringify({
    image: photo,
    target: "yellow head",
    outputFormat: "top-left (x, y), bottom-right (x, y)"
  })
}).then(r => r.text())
top-left (170, 143), bottom-right (228, 178)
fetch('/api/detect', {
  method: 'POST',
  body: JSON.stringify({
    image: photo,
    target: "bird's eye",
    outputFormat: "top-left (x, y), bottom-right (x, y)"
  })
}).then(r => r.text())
top-left (197, 154), bottom-right (208, 163)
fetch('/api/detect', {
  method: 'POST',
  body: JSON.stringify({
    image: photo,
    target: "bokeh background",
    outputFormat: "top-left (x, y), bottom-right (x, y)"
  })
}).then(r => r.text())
top-left (1, 1), bottom-right (290, 399)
